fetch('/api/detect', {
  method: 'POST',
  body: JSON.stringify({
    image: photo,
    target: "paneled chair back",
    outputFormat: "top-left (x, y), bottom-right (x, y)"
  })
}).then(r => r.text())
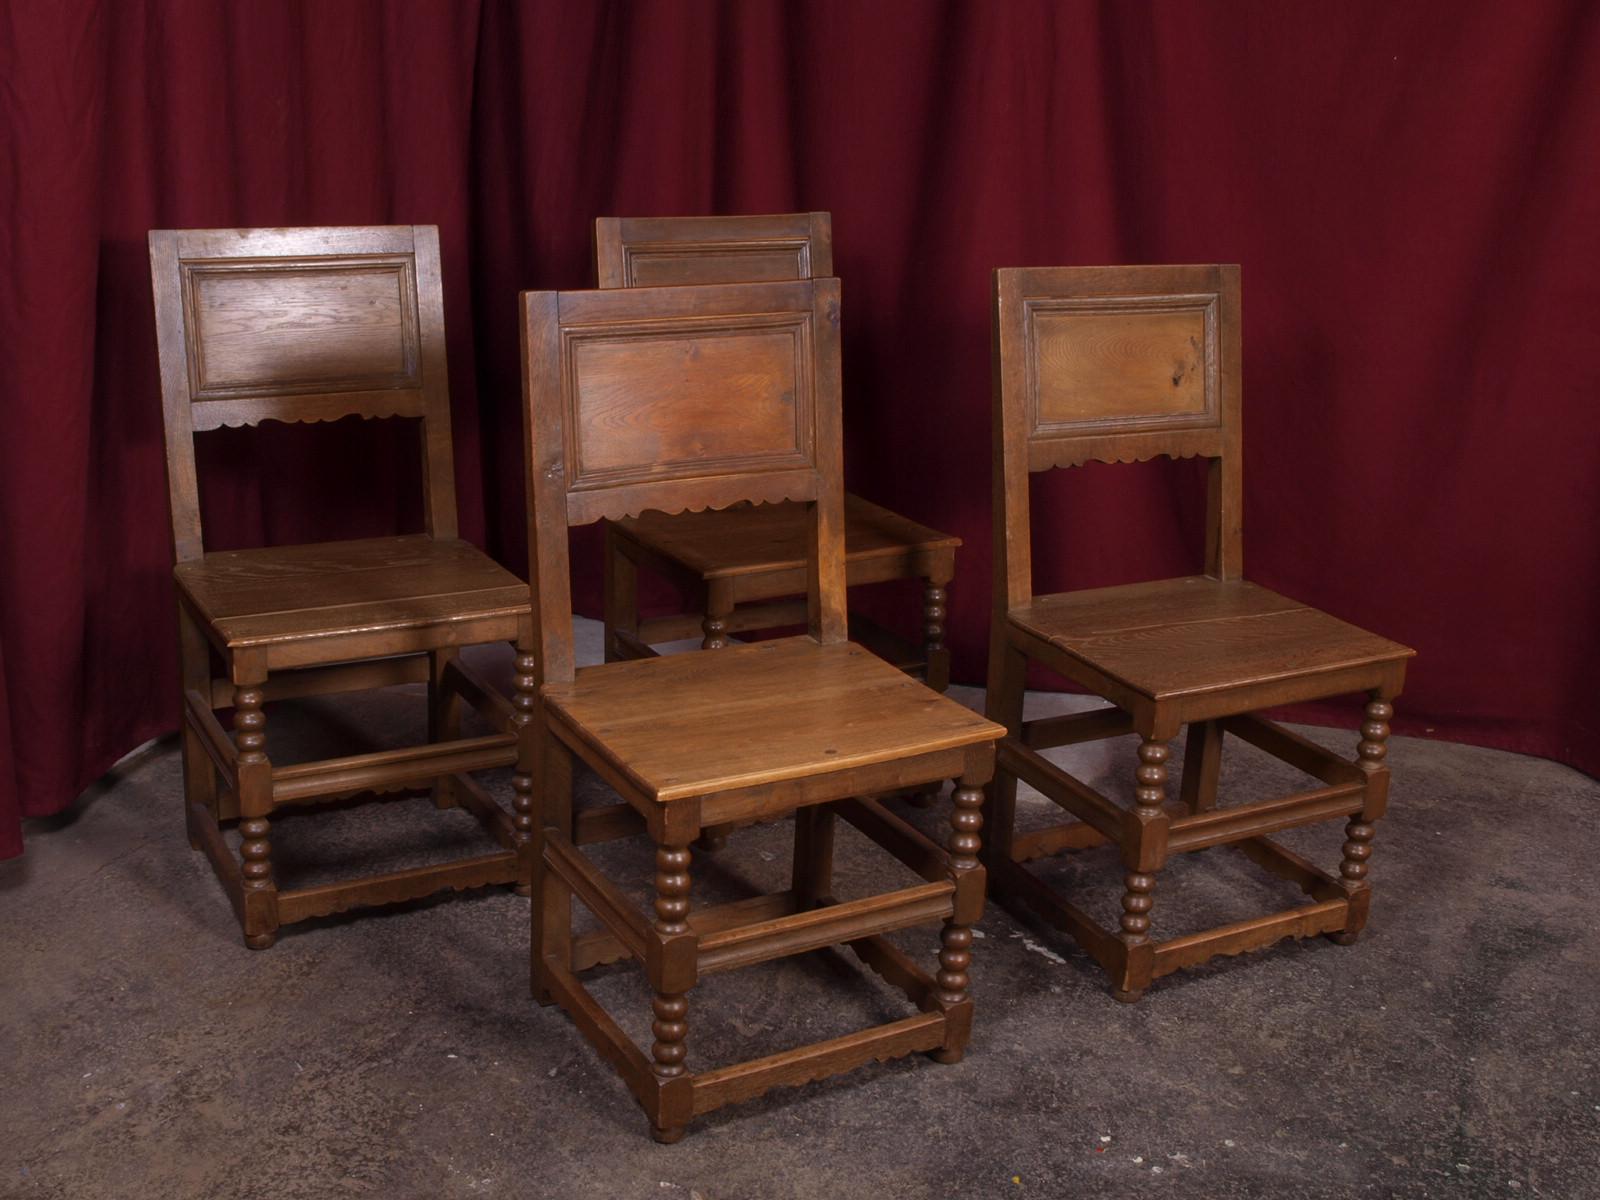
top-left (148, 225), bottom-right (531, 951)
top-left (519, 277), bottom-right (847, 685)
top-left (149, 225), bottom-right (459, 560)
top-left (991, 263), bottom-right (1241, 611)
top-left (517, 278), bottom-right (1000, 1142)
top-left (592, 211), bottom-right (961, 715)
top-left (985, 264), bottom-right (1413, 1002)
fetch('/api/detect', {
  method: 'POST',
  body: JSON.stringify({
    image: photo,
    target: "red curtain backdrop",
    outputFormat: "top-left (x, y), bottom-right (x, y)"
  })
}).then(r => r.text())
top-left (2, 0), bottom-right (1597, 859)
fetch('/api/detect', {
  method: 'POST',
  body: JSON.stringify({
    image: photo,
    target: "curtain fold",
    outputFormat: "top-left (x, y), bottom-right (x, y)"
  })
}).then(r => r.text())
top-left (3, 0), bottom-right (1597, 859)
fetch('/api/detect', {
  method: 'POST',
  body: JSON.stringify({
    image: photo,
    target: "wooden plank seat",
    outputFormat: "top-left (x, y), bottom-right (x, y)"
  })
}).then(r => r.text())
top-left (984, 265), bottom-right (1415, 1001)
top-left (596, 213), bottom-right (959, 691)
top-left (519, 277), bottom-right (1001, 1141)
top-left (149, 225), bottom-right (536, 949)
top-left (176, 535), bottom-right (528, 666)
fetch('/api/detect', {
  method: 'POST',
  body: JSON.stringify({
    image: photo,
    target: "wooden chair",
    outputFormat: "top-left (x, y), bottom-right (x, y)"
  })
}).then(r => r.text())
top-left (149, 225), bottom-right (534, 950)
top-left (519, 277), bottom-right (1001, 1141)
top-left (985, 264), bottom-right (1415, 1001)
top-left (594, 212), bottom-right (959, 690)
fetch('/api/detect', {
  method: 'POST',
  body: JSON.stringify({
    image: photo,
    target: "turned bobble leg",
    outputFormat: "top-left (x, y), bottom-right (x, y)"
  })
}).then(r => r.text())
top-left (1114, 737), bottom-right (1168, 1001)
top-left (913, 585), bottom-right (948, 801)
top-left (649, 844), bottom-right (692, 1141)
top-left (1333, 696), bottom-right (1392, 944)
top-left (700, 613), bottom-right (728, 651)
top-left (510, 646), bottom-right (538, 896)
top-left (932, 781), bottom-right (983, 1063)
top-left (234, 684), bottom-right (276, 950)
top-left (1358, 698), bottom-right (1393, 769)
top-left (922, 579), bottom-right (951, 693)
top-left (239, 816), bottom-right (275, 950)
top-left (649, 850), bottom-right (691, 1074)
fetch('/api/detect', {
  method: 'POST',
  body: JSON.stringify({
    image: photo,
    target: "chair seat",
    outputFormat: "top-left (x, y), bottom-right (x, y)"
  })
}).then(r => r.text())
top-left (614, 494), bottom-right (958, 580)
top-left (1010, 576), bottom-right (1413, 702)
top-left (543, 636), bottom-right (1001, 802)
top-left (175, 534), bottom-right (527, 651)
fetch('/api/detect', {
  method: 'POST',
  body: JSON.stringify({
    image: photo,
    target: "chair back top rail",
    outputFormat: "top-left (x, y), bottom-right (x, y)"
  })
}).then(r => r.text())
top-left (992, 263), bottom-right (1243, 610)
top-left (149, 224), bottom-right (457, 560)
top-left (595, 212), bottom-right (833, 288)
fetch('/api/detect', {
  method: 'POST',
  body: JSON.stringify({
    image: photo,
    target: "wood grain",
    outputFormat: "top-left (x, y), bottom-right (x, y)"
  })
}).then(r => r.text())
top-left (545, 638), bottom-right (998, 803)
top-left (1031, 306), bottom-right (1209, 428)
top-left (568, 321), bottom-right (809, 485)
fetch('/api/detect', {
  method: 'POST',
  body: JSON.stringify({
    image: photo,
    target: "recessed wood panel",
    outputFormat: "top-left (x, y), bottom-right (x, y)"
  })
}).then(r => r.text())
top-left (567, 320), bottom-right (812, 488)
top-left (1028, 302), bottom-right (1213, 434)
top-left (624, 243), bottom-right (810, 286)
top-left (187, 263), bottom-right (419, 397)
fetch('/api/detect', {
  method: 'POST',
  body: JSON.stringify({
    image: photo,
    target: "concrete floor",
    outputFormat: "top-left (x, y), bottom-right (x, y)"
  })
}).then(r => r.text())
top-left (3, 623), bottom-right (1598, 1199)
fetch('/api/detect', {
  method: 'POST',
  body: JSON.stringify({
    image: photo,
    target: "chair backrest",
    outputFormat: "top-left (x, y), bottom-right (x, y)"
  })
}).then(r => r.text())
top-left (520, 278), bottom-right (846, 682)
top-left (594, 212), bottom-right (833, 288)
top-left (991, 264), bottom-right (1243, 610)
top-left (148, 224), bottom-right (457, 561)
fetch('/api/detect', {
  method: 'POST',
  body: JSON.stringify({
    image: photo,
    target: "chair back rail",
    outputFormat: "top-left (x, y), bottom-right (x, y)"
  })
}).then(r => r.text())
top-left (992, 264), bottom-right (1242, 612)
top-left (149, 224), bottom-right (457, 560)
top-left (595, 212), bottom-right (833, 288)
top-left (520, 278), bottom-right (846, 684)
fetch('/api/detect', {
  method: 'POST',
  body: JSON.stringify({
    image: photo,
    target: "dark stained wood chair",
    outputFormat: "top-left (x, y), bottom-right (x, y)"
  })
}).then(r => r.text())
top-left (985, 264), bottom-right (1415, 1001)
top-left (149, 225), bottom-right (534, 949)
top-left (594, 212), bottom-right (959, 690)
top-left (519, 277), bottom-right (1002, 1141)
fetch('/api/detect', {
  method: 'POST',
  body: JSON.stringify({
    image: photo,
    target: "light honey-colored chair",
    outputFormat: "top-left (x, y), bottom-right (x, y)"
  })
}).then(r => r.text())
top-left (984, 264), bottom-right (1414, 1000)
top-left (519, 276), bottom-right (1001, 1140)
top-left (149, 224), bottom-right (533, 949)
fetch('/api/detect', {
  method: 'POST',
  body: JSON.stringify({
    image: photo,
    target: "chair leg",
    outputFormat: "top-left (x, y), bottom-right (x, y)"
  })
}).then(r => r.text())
top-left (603, 525), bottom-right (639, 663)
top-left (649, 842), bottom-right (693, 1144)
top-left (1113, 737), bottom-right (1170, 1002)
top-left (922, 576), bottom-right (951, 693)
top-left (428, 648), bottom-right (462, 810)
top-left (931, 777), bottom-right (985, 1064)
top-left (981, 640), bottom-right (1027, 861)
top-left (1179, 719), bottom-right (1223, 815)
top-left (233, 680), bottom-right (277, 950)
top-left (510, 640), bottom-right (539, 896)
top-left (792, 805), bottom-right (835, 907)
top-left (1330, 694), bottom-right (1392, 945)
top-left (699, 582), bottom-right (733, 651)
top-left (178, 606), bottom-right (217, 847)
top-left (693, 585), bottom-right (737, 851)
top-left (901, 577), bottom-right (955, 808)
top-left (531, 730), bottom-right (573, 1004)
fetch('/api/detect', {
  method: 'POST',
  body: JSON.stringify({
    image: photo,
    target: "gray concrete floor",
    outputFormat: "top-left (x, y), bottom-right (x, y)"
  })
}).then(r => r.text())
top-left (3, 621), bottom-right (1598, 1199)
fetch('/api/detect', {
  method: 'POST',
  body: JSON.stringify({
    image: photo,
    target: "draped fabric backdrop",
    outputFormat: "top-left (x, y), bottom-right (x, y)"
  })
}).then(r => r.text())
top-left (2, 0), bottom-right (1597, 859)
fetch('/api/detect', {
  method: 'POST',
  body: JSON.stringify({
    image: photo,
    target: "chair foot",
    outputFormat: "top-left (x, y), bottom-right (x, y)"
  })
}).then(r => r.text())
top-left (929, 1046), bottom-right (965, 1065)
top-left (650, 1123), bottom-right (686, 1145)
top-left (245, 931), bottom-right (277, 951)
top-left (1327, 929), bottom-right (1361, 946)
top-left (1111, 986), bottom-right (1144, 1004)
top-left (514, 881), bottom-right (533, 898)
top-left (694, 830), bottom-right (727, 852)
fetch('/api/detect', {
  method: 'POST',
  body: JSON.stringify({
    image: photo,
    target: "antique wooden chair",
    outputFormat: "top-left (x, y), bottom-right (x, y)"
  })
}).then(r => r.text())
top-left (985, 264), bottom-right (1415, 1001)
top-left (519, 277), bottom-right (1001, 1141)
top-left (149, 225), bottom-right (534, 949)
top-left (594, 212), bottom-right (959, 690)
